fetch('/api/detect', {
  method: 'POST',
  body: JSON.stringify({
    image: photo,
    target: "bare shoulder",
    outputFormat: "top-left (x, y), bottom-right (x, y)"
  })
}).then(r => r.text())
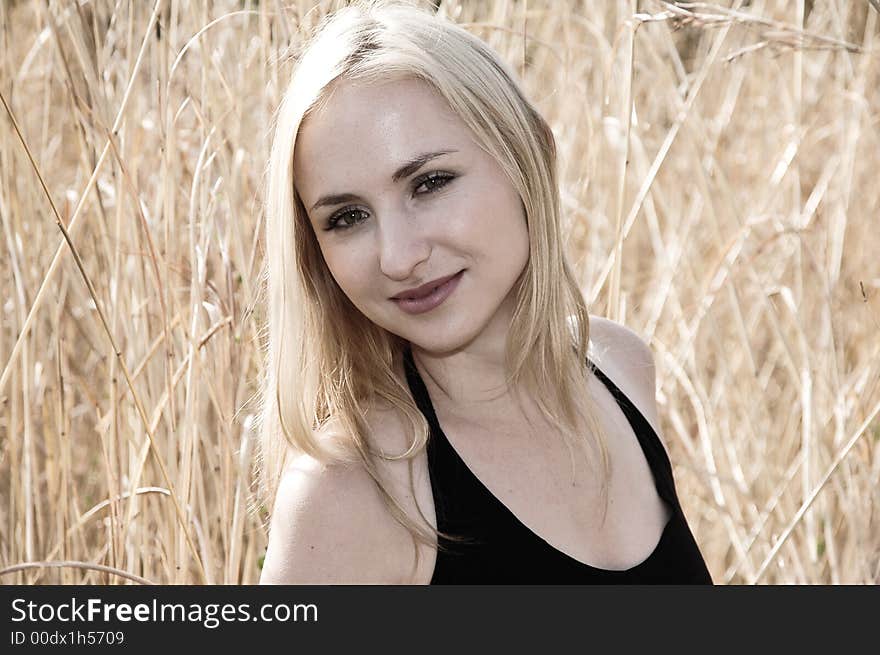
top-left (259, 449), bottom-right (419, 584)
top-left (587, 315), bottom-right (666, 447)
top-left (588, 315), bottom-right (654, 378)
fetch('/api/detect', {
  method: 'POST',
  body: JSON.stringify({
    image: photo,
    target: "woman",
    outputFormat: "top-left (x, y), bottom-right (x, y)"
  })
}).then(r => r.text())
top-left (257, 0), bottom-right (712, 584)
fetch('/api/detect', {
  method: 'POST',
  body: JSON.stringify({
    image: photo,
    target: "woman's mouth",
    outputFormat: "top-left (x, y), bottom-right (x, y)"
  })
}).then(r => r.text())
top-left (391, 270), bottom-right (464, 315)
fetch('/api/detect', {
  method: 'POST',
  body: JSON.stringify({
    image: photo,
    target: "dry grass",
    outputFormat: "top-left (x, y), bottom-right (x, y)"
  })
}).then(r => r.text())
top-left (0, 0), bottom-right (877, 584)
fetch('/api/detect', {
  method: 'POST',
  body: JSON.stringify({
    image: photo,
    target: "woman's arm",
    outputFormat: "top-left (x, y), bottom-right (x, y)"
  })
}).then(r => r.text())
top-left (259, 453), bottom-right (415, 584)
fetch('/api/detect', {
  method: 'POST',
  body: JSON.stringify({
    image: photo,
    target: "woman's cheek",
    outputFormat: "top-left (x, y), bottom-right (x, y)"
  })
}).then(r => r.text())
top-left (321, 249), bottom-right (353, 292)
top-left (435, 198), bottom-right (474, 242)
top-left (326, 248), bottom-right (373, 306)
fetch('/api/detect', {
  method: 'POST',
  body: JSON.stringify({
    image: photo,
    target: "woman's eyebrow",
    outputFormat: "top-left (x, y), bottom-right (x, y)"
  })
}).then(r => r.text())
top-left (310, 149), bottom-right (458, 211)
top-left (390, 149), bottom-right (457, 183)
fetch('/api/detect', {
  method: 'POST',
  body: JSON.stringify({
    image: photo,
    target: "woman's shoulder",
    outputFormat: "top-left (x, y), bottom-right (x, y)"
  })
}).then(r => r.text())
top-left (259, 439), bottom-right (422, 584)
top-left (587, 315), bottom-right (665, 445)
top-left (587, 315), bottom-right (655, 377)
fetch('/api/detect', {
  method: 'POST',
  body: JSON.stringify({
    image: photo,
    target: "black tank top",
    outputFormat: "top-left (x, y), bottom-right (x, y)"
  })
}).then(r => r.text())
top-left (402, 346), bottom-right (713, 584)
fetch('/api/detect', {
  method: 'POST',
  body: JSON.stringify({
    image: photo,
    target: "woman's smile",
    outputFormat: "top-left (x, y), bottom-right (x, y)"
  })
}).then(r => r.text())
top-left (391, 269), bottom-right (466, 315)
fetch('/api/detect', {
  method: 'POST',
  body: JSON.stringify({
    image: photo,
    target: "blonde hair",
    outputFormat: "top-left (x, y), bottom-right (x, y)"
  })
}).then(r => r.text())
top-left (256, 0), bottom-right (610, 568)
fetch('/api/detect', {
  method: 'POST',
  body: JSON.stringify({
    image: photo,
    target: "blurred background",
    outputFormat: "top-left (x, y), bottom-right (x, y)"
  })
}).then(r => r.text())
top-left (0, 0), bottom-right (877, 584)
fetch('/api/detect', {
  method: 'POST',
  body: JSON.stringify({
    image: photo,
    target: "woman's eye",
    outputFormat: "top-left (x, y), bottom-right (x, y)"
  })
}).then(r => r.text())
top-left (414, 172), bottom-right (454, 195)
top-left (322, 173), bottom-right (454, 231)
top-left (325, 208), bottom-right (368, 231)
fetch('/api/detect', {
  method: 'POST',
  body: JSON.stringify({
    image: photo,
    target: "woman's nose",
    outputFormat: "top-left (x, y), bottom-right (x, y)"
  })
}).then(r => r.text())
top-left (377, 209), bottom-right (431, 281)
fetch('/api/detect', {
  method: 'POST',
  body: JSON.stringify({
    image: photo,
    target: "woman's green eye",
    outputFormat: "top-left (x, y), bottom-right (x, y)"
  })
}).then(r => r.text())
top-left (414, 172), bottom-right (454, 194)
top-left (326, 208), bottom-right (369, 231)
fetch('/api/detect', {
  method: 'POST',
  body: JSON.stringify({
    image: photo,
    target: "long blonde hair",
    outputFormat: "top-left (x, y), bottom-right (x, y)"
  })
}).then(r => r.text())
top-left (256, 0), bottom-right (609, 562)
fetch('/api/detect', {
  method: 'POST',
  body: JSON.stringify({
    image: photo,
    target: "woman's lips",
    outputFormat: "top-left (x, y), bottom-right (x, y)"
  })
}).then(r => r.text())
top-left (391, 270), bottom-right (464, 315)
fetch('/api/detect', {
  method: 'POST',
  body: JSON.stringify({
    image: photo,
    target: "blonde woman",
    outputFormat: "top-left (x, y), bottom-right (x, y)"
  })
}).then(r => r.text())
top-left (257, 0), bottom-right (712, 584)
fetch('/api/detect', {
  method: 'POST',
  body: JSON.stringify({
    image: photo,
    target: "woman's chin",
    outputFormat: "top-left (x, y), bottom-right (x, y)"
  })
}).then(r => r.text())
top-left (402, 323), bottom-right (485, 358)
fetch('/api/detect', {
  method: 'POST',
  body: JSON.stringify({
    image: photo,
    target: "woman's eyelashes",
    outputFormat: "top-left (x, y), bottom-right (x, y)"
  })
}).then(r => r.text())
top-left (325, 207), bottom-right (369, 231)
top-left (413, 170), bottom-right (455, 194)
top-left (323, 171), bottom-right (456, 231)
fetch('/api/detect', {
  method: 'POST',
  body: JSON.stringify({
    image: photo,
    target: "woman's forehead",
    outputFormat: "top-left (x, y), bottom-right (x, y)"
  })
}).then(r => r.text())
top-left (302, 77), bottom-right (462, 142)
top-left (293, 78), bottom-right (471, 189)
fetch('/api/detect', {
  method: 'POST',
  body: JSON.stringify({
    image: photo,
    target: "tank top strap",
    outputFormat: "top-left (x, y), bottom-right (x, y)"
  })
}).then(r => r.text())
top-left (586, 358), bottom-right (681, 509)
top-left (403, 346), bottom-right (469, 482)
top-left (403, 346), bottom-right (443, 436)
top-left (402, 346), bottom-right (485, 549)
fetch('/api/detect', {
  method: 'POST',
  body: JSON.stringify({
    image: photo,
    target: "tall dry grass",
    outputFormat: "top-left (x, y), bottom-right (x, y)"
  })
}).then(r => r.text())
top-left (0, 0), bottom-right (877, 585)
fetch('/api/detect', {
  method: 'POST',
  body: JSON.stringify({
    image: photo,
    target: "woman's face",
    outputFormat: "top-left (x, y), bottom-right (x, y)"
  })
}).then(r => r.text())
top-left (293, 77), bottom-right (530, 356)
